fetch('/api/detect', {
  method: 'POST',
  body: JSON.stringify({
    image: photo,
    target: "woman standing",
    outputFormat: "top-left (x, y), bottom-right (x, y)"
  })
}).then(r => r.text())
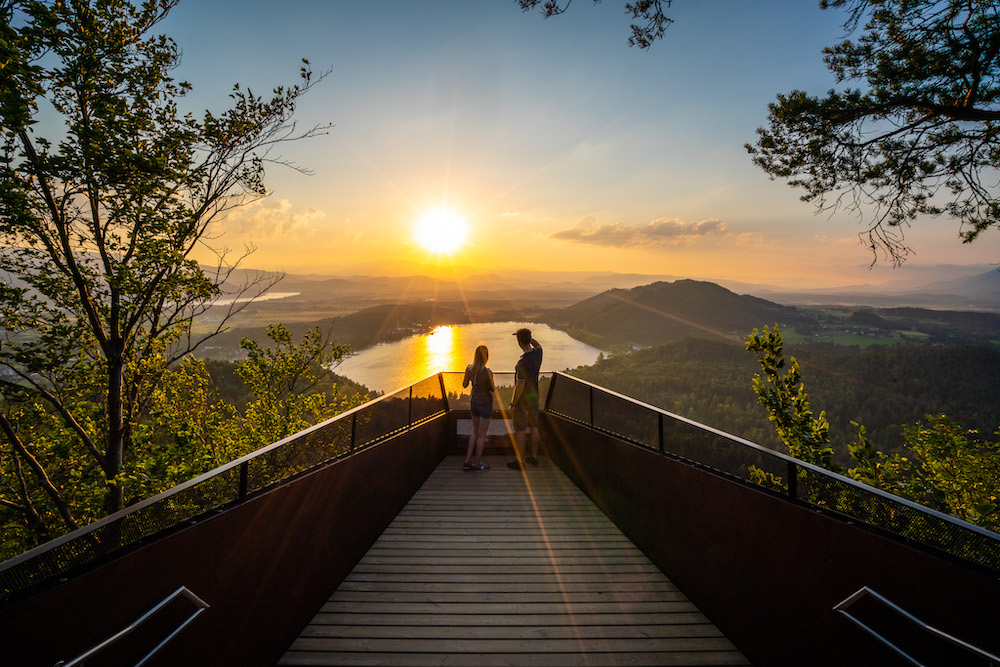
top-left (462, 345), bottom-right (495, 471)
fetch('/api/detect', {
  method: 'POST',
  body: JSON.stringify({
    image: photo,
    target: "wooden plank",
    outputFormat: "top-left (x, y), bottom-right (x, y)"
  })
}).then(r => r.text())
top-left (336, 580), bottom-right (681, 593)
top-left (297, 624), bottom-right (724, 639)
top-left (323, 590), bottom-right (693, 603)
top-left (348, 564), bottom-right (666, 575)
top-left (319, 601), bottom-right (703, 615)
top-left (342, 572), bottom-right (670, 584)
top-left (278, 455), bottom-right (749, 667)
top-left (304, 612), bottom-right (716, 627)
top-left (279, 651), bottom-right (751, 667)
top-left (288, 637), bottom-right (742, 653)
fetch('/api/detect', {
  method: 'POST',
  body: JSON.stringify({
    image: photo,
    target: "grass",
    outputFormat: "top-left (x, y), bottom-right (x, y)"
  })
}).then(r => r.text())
top-left (826, 332), bottom-right (902, 348)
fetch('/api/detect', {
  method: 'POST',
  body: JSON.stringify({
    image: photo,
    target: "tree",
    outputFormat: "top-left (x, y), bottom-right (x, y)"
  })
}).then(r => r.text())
top-left (516, 0), bottom-right (674, 48)
top-left (747, 0), bottom-right (1000, 265)
top-left (745, 325), bottom-right (837, 469)
top-left (237, 324), bottom-right (355, 448)
top-left (0, 325), bottom-right (366, 561)
top-left (0, 0), bottom-right (328, 534)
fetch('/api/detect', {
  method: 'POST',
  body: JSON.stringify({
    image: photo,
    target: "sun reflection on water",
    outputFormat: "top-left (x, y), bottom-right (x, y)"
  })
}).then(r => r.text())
top-left (419, 325), bottom-right (457, 376)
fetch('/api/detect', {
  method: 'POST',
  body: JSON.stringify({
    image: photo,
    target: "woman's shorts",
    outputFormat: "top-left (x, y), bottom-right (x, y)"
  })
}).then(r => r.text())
top-left (470, 400), bottom-right (493, 420)
top-left (512, 403), bottom-right (539, 431)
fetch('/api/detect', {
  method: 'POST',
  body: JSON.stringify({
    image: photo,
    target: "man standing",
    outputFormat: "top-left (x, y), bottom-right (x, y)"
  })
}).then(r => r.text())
top-left (507, 327), bottom-right (543, 470)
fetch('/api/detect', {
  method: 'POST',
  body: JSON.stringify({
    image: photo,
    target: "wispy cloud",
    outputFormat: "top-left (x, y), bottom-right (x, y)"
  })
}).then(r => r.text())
top-left (551, 216), bottom-right (728, 247)
top-left (225, 199), bottom-right (327, 239)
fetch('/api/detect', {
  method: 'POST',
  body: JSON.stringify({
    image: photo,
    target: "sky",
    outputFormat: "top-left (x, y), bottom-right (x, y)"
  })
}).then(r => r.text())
top-left (159, 0), bottom-right (1000, 289)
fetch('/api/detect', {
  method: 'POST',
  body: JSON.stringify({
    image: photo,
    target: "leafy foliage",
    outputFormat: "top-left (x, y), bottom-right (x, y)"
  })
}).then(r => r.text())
top-left (746, 326), bottom-right (836, 468)
top-left (748, 0), bottom-right (1000, 264)
top-left (748, 326), bottom-right (1000, 531)
top-left (0, 324), bottom-right (370, 562)
top-left (237, 324), bottom-right (357, 448)
top-left (516, 0), bottom-right (674, 48)
top-left (0, 0), bottom-right (329, 553)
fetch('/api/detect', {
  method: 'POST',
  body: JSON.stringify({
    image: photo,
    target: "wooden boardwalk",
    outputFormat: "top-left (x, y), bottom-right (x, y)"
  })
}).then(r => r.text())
top-left (279, 455), bottom-right (750, 666)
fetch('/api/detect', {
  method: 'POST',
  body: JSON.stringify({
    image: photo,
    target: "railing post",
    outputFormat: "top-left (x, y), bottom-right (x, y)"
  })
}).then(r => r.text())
top-left (588, 386), bottom-right (594, 428)
top-left (788, 461), bottom-right (798, 499)
top-left (542, 372), bottom-right (556, 412)
top-left (658, 413), bottom-right (664, 454)
top-left (351, 413), bottom-right (357, 451)
top-left (437, 372), bottom-right (449, 412)
top-left (408, 386), bottom-right (413, 429)
top-left (238, 461), bottom-right (249, 499)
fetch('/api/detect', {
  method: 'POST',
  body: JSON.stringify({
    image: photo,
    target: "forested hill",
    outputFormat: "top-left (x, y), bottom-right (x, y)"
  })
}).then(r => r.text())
top-left (542, 279), bottom-right (804, 348)
top-left (567, 338), bottom-right (1000, 459)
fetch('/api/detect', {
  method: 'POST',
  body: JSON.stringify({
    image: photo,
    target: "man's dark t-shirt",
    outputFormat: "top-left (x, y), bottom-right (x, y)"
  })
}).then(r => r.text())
top-left (515, 346), bottom-right (543, 408)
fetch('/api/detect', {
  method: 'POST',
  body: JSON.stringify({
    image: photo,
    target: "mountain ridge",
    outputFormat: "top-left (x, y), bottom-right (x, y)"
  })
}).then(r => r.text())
top-left (542, 279), bottom-right (805, 348)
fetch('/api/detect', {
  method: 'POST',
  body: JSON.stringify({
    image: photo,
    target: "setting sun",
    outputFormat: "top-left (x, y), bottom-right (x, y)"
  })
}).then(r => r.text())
top-left (414, 208), bottom-right (469, 255)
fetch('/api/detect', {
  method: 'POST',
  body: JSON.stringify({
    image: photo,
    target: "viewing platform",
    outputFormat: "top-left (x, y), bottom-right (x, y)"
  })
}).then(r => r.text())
top-left (1, 372), bottom-right (999, 666)
top-left (280, 455), bottom-right (747, 666)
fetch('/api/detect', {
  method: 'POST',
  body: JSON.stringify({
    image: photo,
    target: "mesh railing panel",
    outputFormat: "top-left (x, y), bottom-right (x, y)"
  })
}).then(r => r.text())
top-left (551, 372), bottom-right (1000, 575)
top-left (410, 375), bottom-right (449, 424)
top-left (441, 371), bottom-right (470, 410)
top-left (247, 418), bottom-right (354, 493)
top-left (795, 465), bottom-right (1000, 572)
top-left (546, 373), bottom-right (592, 423)
top-left (591, 389), bottom-right (659, 450)
top-left (355, 391), bottom-right (410, 448)
top-left (661, 417), bottom-right (788, 482)
top-left (0, 374), bottom-right (449, 601)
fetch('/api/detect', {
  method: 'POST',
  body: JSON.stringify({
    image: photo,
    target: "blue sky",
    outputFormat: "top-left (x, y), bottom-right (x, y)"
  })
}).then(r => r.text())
top-left (160, 0), bottom-right (1000, 287)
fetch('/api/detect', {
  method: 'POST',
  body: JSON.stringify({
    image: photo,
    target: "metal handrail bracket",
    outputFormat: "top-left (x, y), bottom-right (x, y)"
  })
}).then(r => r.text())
top-left (56, 586), bottom-right (209, 667)
top-left (833, 586), bottom-right (1000, 667)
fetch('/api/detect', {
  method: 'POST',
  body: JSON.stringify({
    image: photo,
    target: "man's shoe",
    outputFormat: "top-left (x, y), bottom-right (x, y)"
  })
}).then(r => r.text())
top-left (507, 460), bottom-right (521, 470)
top-left (526, 456), bottom-right (538, 467)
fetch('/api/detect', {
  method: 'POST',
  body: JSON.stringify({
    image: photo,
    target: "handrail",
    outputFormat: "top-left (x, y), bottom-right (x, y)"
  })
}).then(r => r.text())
top-left (5, 366), bottom-right (1000, 605)
top-left (0, 373), bottom-right (449, 603)
top-left (545, 371), bottom-right (1000, 574)
top-left (55, 586), bottom-right (210, 667)
top-left (833, 586), bottom-right (1000, 666)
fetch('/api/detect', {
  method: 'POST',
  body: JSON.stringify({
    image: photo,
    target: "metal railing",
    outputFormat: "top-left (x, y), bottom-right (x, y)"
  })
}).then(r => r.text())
top-left (0, 374), bottom-right (448, 603)
top-left (834, 586), bottom-right (1000, 666)
top-left (439, 370), bottom-right (552, 412)
top-left (55, 586), bottom-right (210, 667)
top-left (4, 367), bottom-right (999, 607)
top-left (546, 371), bottom-right (1000, 575)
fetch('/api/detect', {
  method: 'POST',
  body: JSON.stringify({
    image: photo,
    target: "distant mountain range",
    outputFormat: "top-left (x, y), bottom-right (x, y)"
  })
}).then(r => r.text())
top-left (260, 265), bottom-right (1000, 313)
top-left (754, 268), bottom-right (1000, 310)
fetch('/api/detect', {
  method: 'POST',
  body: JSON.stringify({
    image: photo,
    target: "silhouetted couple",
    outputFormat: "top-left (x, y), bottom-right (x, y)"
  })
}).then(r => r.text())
top-left (461, 327), bottom-right (543, 472)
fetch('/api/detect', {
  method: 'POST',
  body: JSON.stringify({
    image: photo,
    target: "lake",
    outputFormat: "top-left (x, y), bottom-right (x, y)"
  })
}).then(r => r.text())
top-left (334, 322), bottom-right (605, 393)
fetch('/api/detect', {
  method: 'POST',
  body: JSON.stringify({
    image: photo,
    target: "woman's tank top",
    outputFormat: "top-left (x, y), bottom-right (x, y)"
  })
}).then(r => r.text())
top-left (467, 365), bottom-right (493, 406)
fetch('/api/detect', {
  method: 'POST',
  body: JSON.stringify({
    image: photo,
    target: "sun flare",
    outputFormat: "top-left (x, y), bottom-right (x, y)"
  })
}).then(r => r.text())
top-left (413, 208), bottom-right (469, 255)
